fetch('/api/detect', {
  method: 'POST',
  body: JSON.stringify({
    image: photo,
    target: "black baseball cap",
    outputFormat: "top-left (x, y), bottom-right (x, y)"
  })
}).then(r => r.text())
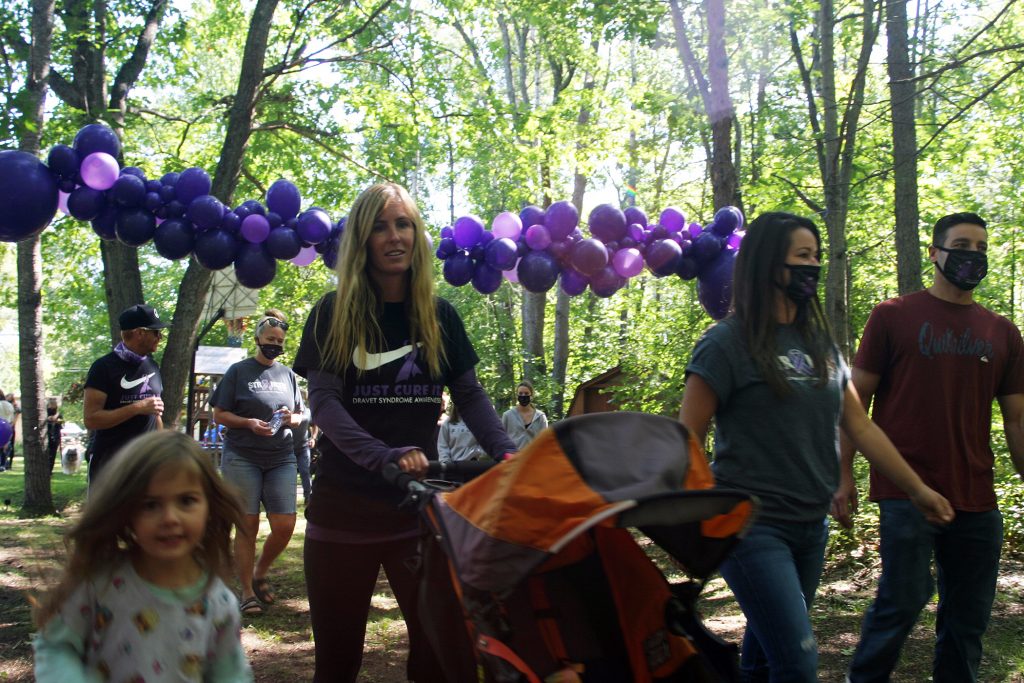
top-left (118, 304), bottom-right (170, 331)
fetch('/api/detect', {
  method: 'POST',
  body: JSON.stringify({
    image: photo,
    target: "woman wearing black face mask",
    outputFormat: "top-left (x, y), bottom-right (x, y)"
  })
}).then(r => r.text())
top-left (211, 308), bottom-right (303, 617)
top-left (678, 212), bottom-right (952, 681)
top-left (501, 380), bottom-right (548, 450)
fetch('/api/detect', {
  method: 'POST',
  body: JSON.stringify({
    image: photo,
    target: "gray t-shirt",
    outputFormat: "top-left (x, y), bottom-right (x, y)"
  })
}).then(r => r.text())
top-left (686, 317), bottom-right (848, 523)
top-left (211, 357), bottom-right (302, 458)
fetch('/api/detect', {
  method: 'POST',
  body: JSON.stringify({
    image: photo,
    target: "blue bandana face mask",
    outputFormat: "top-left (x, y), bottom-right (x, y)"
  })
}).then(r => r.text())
top-left (934, 246), bottom-right (987, 291)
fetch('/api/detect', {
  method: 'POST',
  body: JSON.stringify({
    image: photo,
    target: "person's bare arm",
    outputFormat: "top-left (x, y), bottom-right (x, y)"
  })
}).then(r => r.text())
top-left (213, 407), bottom-right (273, 437)
top-left (83, 388), bottom-right (163, 431)
top-left (997, 393), bottom-right (1024, 481)
top-left (678, 373), bottom-right (718, 447)
top-left (832, 368), bottom-right (880, 528)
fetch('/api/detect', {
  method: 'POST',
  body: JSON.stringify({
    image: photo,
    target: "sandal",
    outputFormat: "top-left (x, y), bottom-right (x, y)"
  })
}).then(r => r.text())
top-left (240, 595), bottom-right (264, 616)
top-left (252, 576), bottom-right (276, 605)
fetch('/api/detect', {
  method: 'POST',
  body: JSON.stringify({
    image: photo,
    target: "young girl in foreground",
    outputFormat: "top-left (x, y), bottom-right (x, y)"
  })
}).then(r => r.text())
top-left (33, 430), bottom-right (253, 682)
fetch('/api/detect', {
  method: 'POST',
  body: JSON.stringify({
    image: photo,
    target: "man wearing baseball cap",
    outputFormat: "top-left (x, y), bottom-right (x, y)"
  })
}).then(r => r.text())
top-left (83, 303), bottom-right (169, 486)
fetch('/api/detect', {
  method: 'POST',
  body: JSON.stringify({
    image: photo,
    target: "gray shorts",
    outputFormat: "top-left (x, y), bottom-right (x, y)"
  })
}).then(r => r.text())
top-left (220, 446), bottom-right (297, 515)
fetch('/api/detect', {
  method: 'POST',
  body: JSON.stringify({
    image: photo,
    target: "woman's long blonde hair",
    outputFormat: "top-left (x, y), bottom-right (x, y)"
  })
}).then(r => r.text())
top-left (322, 183), bottom-right (445, 378)
top-left (33, 431), bottom-right (246, 627)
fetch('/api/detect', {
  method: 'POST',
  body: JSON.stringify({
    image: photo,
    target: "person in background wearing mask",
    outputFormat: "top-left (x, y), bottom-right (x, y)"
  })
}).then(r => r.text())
top-left (838, 212), bottom-right (1024, 683)
top-left (502, 380), bottom-right (548, 450)
top-left (212, 308), bottom-right (303, 617)
top-left (679, 212), bottom-right (952, 682)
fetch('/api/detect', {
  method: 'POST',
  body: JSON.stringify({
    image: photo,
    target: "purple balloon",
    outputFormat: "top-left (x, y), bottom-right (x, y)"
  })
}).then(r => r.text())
top-left (726, 231), bottom-right (744, 250)
top-left (472, 262), bottom-right (503, 294)
top-left (160, 172), bottom-right (180, 187)
top-left (440, 225), bottom-right (453, 239)
top-left (517, 250), bottom-right (560, 293)
top-left (121, 166), bottom-right (146, 181)
top-left (145, 179), bottom-right (162, 193)
top-left (712, 206), bottom-right (744, 235)
top-left (240, 199), bottom-right (265, 216)
top-left (73, 123), bottom-right (121, 159)
top-left (175, 167), bottom-right (211, 205)
top-left (524, 224), bottom-right (552, 251)
top-left (58, 178), bottom-right (77, 193)
top-left (559, 267), bottom-right (589, 296)
top-left (484, 237), bottom-right (519, 271)
top-left (265, 227), bottom-right (303, 260)
top-left (660, 206), bottom-right (686, 233)
top-left (267, 211), bottom-right (283, 229)
top-left (265, 179), bottom-right (302, 220)
top-left (479, 230), bottom-right (495, 246)
top-left (677, 256), bottom-right (699, 280)
top-left (91, 205), bottom-right (118, 240)
top-left (67, 186), bottom-right (107, 221)
top-left (80, 152), bottom-right (119, 191)
top-left (548, 239), bottom-right (571, 262)
top-left (436, 237), bottom-right (457, 259)
top-left (692, 231), bottom-right (723, 265)
top-left (220, 210), bottom-right (242, 234)
top-left (646, 239), bottom-right (684, 277)
top-left (0, 150), bottom-right (60, 242)
top-left (688, 222), bottom-right (703, 239)
top-left (587, 204), bottom-right (627, 244)
top-left (544, 201), bottom-right (579, 241)
top-left (697, 249), bottom-right (737, 320)
top-left (569, 238), bottom-right (609, 276)
top-left (0, 419), bottom-right (11, 447)
top-left (47, 145), bottom-right (80, 179)
top-left (453, 215), bottom-right (485, 249)
top-left (240, 214), bottom-right (271, 244)
top-left (491, 211), bottom-right (523, 240)
top-left (623, 206), bottom-right (648, 229)
top-left (234, 242), bottom-right (277, 288)
top-left (520, 205), bottom-right (545, 229)
top-left (590, 265), bottom-right (626, 298)
top-left (612, 247), bottom-right (644, 278)
top-left (143, 191), bottom-right (163, 213)
top-left (153, 218), bottom-right (196, 260)
top-left (291, 245), bottom-right (318, 266)
top-left (115, 208), bottom-right (156, 246)
top-left (186, 194), bottom-right (225, 231)
top-left (297, 209), bottom-right (331, 245)
top-left (443, 251), bottom-right (474, 286)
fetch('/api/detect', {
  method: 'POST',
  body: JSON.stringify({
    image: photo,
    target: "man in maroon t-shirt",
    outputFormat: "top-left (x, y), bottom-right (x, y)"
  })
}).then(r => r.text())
top-left (835, 212), bottom-right (1024, 683)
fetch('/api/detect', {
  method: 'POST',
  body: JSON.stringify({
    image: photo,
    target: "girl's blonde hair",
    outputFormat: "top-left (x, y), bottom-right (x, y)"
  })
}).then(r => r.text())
top-left (322, 183), bottom-right (445, 377)
top-left (33, 431), bottom-right (246, 627)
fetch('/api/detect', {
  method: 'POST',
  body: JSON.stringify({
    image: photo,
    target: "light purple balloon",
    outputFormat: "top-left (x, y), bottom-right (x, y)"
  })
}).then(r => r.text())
top-left (544, 201), bottom-right (579, 241)
top-left (525, 224), bottom-right (552, 251)
top-left (503, 260), bottom-right (521, 283)
top-left (453, 214), bottom-right (485, 249)
top-left (80, 152), bottom-right (119, 191)
top-left (58, 191), bottom-right (70, 215)
top-left (688, 222), bottom-right (703, 239)
top-left (491, 211), bottom-right (523, 241)
top-left (612, 247), bottom-right (644, 278)
top-left (291, 245), bottom-right (318, 266)
top-left (660, 206), bottom-right (686, 233)
top-left (628, 223), bottom-right (645, 242)
top-left (727, 231), bottom-right (745, 250)
top-left (570, 238), bottom-right (609, 276)
top-left (240, 213), bottom-right (270, 243)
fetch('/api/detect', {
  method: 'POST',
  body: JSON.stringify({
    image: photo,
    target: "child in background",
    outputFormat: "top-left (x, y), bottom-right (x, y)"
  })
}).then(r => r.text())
top-left (33, 430), bottom-right (253, 682)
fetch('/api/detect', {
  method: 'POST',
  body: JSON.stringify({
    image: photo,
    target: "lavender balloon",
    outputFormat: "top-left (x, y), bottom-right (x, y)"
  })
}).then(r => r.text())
top-left (291, 246), bottom-right (318, 266)
top-left (612, 247), bottom-right (644, 278)
top-left (659, 206), bottom-right (686, 233)
top-left (80, 152), bottom-right (119, 191)
top-left (491, 211), bottom-right (523, 241)
top-left (570, 238), bottom-right (609, 276)
top-left (240, 213), bottom-right (271, 244)
top-left (544, 201), bottom-right (579, 241)
top-left (524, 224), bottom-right (552, 251)
top-left (453, 215), bottom-right (485, 249)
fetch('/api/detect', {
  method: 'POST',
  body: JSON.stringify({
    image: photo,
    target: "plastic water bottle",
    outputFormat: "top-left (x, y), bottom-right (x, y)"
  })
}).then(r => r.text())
top-left (268, 407), bottom-right (286, 435)
top-left (209, 424), bottom-right (218, 446)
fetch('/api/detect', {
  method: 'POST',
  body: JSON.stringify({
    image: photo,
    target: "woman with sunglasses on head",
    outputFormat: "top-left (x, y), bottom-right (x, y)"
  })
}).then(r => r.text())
top-left (211, 308), bottom-right (303, 617)
top-left (293, 183), bottom-right (516, 682)
top-left (501, 380), bottom-right (548, 450)
top-left (678, 212), bottom-right (953, 682)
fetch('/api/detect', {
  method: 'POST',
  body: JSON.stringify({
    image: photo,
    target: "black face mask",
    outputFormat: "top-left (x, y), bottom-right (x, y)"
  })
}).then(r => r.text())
top-left (517, 394), bottom-right (532, 407)
top-left (258, 343), bottom-right (285, 360)
top-left (782, 264), bottom-right (821, 304)
top-left (935, 246), bottom-right (987, 291)
top-left (46, 407), bottom-right (57, 416)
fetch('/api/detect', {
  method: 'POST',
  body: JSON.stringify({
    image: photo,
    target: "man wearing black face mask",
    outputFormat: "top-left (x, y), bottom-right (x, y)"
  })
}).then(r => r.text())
top-left (212, 308), bottom-right (304, 616)
top-left (837, 213), bottom-right (1024, 683)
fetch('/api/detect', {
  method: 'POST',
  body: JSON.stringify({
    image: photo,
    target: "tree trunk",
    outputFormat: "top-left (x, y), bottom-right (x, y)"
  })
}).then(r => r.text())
top-left (100, 242), bottom-right (146, 344)
top-left (159, 0), bottom-right (281, 428)
top-left (887, 0), bottom-right (922, 294)
top-left (18, 0), bottom-right (56, 515)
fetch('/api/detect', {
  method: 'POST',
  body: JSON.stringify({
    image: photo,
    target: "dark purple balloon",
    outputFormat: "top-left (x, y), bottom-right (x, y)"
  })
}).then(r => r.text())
top-left (697, 249), bottom-right (737, 320)
top-left (520, 205), bottom-right (545, 229)
top-left (645, 239), bottom-right (683, 277)
top-left (623, 206), bottom-right (647, 229)
top-left (111, 174), bottom-right (147, 207)
top-left (67, 186), bottom-right (107, 221)
top-left (47, 145), bottom-right (80, 179)
top-left (153, 218), bottom-right (195, 260)
top-left (121, 166), bottom-right (146, 181)
top-left (544, 201), bottom-right (579, 241)
top-left (484, 237), bottom-right (519, 271)
top-left (692, 231), bottom-right (723, 265)
top-left (649, 224), bottom-right (668, 241)
top-left (469, 245), bottom-right (484, 261)
top-left (712, 206), bottom-right (744, 235)
top-left (517, 250), bottom-right (560, 293)
top-left (559, 267), bottom-right (589, 296)
top-left (440, 225), bottom-right (453, 239)
top-left (296, 209), bottom-right (331, 245)
top-left (234, 242), bottom-right (277, 288)
top-left (240, 199), bottom-right (265, 216)
top-left (91, 204), bottom-right (118, 240)
top-left (472, 262), bottom-right (503, 294)
top-left (590, 265), bottom-right (626, 298)
top-left (187, 195), bottom-right (226, 231)
top-left (160, 172), bottom-right (180, 187)
top-left (443, 252), bottom-right (475, 286)
top-left (570, 238), bottom-right (609, 276)
top-left (158, 184), bottom-right (176, 203)
top-left (587, 204), bottom-right (627, 244)
top-left (73, 123), bottom-right (121, 159)
top-left (453, 215), bottom-right (485, 249)
top-left (143, 191), bottom-right (163, 213)
top-left (0, 150), bottom-right (59, 242)
top-left (524, 224), bottom-right (552, 251)
top-left (165, 199), bottom-right (186, 219)
top-left (145, 179), bottom-right (162, 193)
top-left (266, 179), bottom-right (301, 221)
top-left (548, 239), bottom-right (571, 262)
top-left (115, 208), bottom-right (156, 246)
top-left (436, 237), bottom-right (457, 259)
top-left (58, 179), bottom-right (77, 193)
top-left (676, 256), bottom-right (699, 280)
top-left (265, 227), bottom-right (303, 260)
top-left (175, 167), bottom-right (212, 205)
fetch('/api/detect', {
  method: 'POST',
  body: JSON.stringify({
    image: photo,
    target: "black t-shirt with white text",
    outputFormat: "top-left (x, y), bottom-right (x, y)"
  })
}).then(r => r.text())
top-left (85, 352), bottom-right (163, 473)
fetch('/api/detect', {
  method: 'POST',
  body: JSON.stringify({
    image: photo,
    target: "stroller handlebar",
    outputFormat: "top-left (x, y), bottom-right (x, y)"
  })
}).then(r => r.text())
top-left (427, 459), bottom-right (498, 479)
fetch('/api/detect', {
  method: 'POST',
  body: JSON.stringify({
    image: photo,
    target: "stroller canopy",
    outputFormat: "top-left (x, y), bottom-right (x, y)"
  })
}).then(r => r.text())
top-left (434, 412), bottom-right (756, 594)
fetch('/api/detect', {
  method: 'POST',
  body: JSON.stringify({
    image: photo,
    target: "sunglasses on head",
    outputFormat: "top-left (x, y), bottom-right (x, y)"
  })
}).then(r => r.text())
top-left (258, 317), bottom-right (289, 331)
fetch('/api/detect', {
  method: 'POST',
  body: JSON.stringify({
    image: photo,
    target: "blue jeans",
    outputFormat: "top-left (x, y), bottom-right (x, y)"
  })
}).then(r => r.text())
top-left (296, 443), bottom-right (312, 502)
top-left (848, 500), bottom-right (1003, 683)
top-left (220, 446), bottom-right (297, 515)
top-left (718, 518), bottom-right (829, 682)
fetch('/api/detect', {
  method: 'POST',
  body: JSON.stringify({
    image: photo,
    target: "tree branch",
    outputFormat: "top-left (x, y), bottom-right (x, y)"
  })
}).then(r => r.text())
top-left (774, 174), bottom-right (824, 214)
top-left (110, 0), bottom-right (167, 108)
top-left (255, 120), bottom-right (392, 181)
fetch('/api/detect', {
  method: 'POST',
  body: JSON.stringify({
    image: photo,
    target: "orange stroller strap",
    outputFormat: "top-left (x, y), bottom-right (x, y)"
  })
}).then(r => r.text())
top-left (476, 635), bottom-right (542, 683)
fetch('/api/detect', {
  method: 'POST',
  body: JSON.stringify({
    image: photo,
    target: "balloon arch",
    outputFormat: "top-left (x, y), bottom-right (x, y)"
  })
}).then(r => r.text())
top-left (0, 123), bottom-right (742, 319)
